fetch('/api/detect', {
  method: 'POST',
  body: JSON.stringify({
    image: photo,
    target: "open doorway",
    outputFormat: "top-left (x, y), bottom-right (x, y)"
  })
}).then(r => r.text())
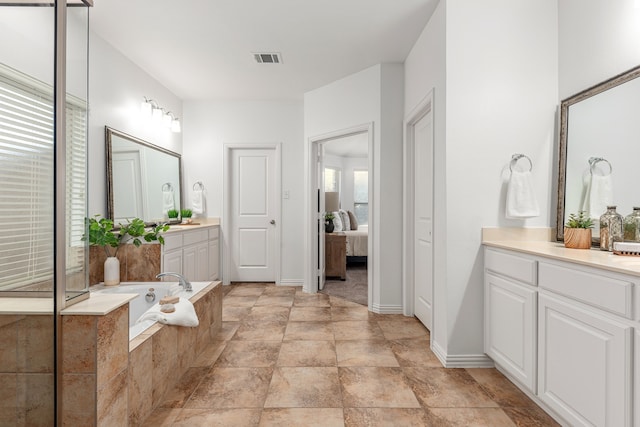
top-left (318, 131), bottom-right (370, 306)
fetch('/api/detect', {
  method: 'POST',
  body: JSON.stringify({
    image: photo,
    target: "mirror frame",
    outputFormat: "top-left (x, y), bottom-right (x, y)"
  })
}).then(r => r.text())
top-left (556, 65), bottom-right (640, 242)
top-left (105, 126), bottom-right (182, 223)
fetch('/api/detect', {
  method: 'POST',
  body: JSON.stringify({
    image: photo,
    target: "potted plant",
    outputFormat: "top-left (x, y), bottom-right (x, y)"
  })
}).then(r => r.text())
top-left (564, 211), bottom-right (593, 249)
top-left (83, 215), bottom-right (170, 286)
top-left (324, 212), bottom-right (335, 233)
top-left (181, 208), bottom-right (193, 224)
top-left (167, 209), bottom-right (180, 224)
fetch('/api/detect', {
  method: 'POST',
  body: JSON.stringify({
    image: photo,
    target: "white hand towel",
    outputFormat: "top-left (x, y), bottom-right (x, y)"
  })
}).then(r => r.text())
top-left (136, 298), bottom-right (199, 327)
top-left (192, 189), bottom-right (205, 215)
top-left (162, 190), bottom-right (175, 214)
top-left (584, 174), bottom-right (613, 220)
top-left (506, 170), bottom-right (540, 219)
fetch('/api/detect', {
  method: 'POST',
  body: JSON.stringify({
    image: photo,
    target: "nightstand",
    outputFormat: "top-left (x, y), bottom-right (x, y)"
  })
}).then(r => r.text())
top-left (325, 232), bottom-right (346, 280)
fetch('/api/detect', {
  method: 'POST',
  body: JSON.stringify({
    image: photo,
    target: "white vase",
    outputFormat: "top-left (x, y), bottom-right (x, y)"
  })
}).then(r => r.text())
top-left (104, 256), bottom-right (120, 286)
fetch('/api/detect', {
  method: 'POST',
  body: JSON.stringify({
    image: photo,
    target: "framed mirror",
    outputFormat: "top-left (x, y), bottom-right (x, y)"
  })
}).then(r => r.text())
top-left (557, 65), bottom-right (640, 244)
top-left (106, 126), bottom-right (182, 224)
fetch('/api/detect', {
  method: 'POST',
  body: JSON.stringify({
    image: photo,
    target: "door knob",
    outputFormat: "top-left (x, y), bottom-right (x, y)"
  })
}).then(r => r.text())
top-left (270, 219), bottom-right (276, 225)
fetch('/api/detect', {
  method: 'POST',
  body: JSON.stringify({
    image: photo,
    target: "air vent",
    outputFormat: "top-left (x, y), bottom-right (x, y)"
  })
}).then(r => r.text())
top-left (253, 52), bottom-right (282, 64)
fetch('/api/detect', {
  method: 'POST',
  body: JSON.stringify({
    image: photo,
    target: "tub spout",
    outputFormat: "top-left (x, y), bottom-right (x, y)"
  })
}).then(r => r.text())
top-left (156, 272), bottom-right (192, 292)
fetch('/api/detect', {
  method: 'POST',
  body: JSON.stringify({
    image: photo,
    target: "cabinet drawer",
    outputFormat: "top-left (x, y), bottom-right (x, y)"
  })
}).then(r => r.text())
top-left (209, 227), bottom-right (219, 240)
top-left (485, 248), bottom-right (537, 285)
top-left (163, 233), bottom-right (183, 251)
top-left (538, 262), bottom-right (633, 319)
top-left (183, 229), bottom-right (208, 246)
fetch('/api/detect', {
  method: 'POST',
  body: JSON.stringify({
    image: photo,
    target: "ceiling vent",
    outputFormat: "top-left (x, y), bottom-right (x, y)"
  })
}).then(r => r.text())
top-left (253, 52), bottom-right (282, 64)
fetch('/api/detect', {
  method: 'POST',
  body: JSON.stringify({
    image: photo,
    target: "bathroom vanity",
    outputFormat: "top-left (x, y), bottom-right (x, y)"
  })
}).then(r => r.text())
top-left (483, 230), bottom-right (640, 427)
top-left (162, 222), bottom-right (220, 282)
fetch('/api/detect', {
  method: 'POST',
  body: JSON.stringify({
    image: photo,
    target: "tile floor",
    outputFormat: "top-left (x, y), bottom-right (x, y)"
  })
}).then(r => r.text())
top-left (142, 283), bottom-right (559, 427)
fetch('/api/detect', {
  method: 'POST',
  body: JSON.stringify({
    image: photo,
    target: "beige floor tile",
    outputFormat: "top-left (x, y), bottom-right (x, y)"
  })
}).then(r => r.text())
top-left (294, 293), bottom-right (331, 307)
top-left (234, 321), bottom-right (287, 341)
top-left (215, 341), bottom-right (282, 368)
top-left (173, 408), bottom-right (262, 427)
top-left (377, 320), bottom-right (430, 340)
top-left (223, 306), bottom-right (252, 321)
top-left (330, 306), bottom-right (371, 321)
top-left (264, 367), bottom-right (342, 408)
top-left (404, 367), bottom-right (498, 408)
top-left (262, 286), bottom-right (299, 296)
top-left (160, 367), bottom-right (209, 408)
top-left (192, 341), bottom-right (227, 367)
top-left (389, 339), bottom-right (442, 367)
top-left (344, 408), bottom-right (429, 427)
top-left (339, 367), bottom-right (420, 408)
top-left (283, 321), bottom-right (334, 341)
top-left (277, 341), bottom-right (337, 367)
top-left (328, 296), bottom-right (364, 308)
top-left (224, 295), bottom-right (261, 307)
top-left (246, 306), bottom-right (291, 322)
top-left (466, 368), bottom-right (539, 408)
top-left (185, 367), bottom-right (273, 409)
top-left (502, 406), bottom-right (561, 426)
top-left (332, 321), bottom-right (385, 340)
top-left (336, 340), bottom-right (399, 367)
top-left (214, 322), bottom-right (240, 341)
top-left (140, 408), bottom-right (182, 427)
top-left (260, 408), bottom-right (344, 427)
top-left (289, 306), bottom-right (332, 322)
top-left (425, 407), bottom-right (516, 426)
top-left (227, 287), bottom-right (267, 297)
top-left (255, 295), bottom-right (295, 307)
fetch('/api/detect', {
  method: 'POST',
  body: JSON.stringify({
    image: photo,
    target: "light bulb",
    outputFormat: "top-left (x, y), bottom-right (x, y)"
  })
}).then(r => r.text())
top-left (152, 107), bottom-right (163, 123)
top-left (171, 118), bottom-right (181, 133)
top-left (163, 112), bottom-right (173, 128)
top-left (140, 99), bottom-right (152, 117)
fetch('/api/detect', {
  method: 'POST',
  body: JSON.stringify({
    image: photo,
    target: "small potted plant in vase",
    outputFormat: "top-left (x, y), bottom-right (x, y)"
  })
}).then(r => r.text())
top-left (83, 215), bottom-right (169, 286)
top-left (564, 211), bottom-right (593, 249)
top-left (181, 208), bottom-right (193, 224)
top-left (167, 209), bottom-right (180, 224)
top-left (324, 212), bottom-right (335, 233)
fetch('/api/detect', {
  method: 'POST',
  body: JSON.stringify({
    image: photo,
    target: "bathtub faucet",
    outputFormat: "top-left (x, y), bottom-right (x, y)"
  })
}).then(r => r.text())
top-left (156, 272), bottom-right (192, 292)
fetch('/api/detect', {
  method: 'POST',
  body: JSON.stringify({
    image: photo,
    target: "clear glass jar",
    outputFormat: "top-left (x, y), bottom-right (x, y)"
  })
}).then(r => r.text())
top-left (599, 206), bottom-right (623, 251)
top-left (623, 207), bottom-right (640, 242)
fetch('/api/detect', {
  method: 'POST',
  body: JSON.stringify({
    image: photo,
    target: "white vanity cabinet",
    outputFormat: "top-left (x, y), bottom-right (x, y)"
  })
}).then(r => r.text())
top-left (162, 225), bottom-right (220, 282)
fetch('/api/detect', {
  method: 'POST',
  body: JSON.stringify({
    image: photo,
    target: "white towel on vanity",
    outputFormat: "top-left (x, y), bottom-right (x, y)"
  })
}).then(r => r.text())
top-left (192, 189), bottom-right (205, 215)
top-left (162, 190), bottom-right (175, 214)
top-left (136, 298), bottom-right (199, 327)
top-left (505, 170), bottom-right (540, 219)
top-left (583, 173), bottom-right (613, 220)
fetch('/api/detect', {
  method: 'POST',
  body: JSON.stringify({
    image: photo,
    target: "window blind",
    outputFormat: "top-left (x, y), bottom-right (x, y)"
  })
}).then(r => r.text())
top-left (0, 64), bottom-right (86, 291)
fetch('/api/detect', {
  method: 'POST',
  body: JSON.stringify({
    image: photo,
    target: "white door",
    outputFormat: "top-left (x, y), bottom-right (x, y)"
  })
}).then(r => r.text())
top-left (318, 144), bottom-right (326, 290)
top-left (112, 150), bottom-right (145, 222)
top-left (229, 147), bottom-right (278, 282)
top-left (413, 110), bottom-right (433, 329)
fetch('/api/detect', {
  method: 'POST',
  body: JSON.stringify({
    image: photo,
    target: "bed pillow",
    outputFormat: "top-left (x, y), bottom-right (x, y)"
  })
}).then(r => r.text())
top-left (347, 210), bottom-right (358, 230)
top-left (339, 209), bottom-right (350, 232)
top-left (332, 211), bottom-right (343, 232)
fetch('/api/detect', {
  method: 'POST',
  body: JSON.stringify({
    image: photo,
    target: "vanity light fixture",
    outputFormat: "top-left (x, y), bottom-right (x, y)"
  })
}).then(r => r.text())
top-left (141, 97), bottom-right (181, 133)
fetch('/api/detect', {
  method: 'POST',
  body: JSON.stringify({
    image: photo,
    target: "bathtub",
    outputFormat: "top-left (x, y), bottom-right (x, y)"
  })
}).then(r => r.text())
top-left (92, 281), bottom-right (211, 339)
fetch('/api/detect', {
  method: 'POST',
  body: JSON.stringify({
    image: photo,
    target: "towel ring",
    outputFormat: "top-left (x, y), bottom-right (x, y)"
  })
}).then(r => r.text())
top-left (162, 182), bottom-right (173, 192)
top-left (589, 157), bottom-right (613, 176)
top-left (509, 154), bottom-right (533, 172)
top-left (193, 181), bottom-right (205, 191)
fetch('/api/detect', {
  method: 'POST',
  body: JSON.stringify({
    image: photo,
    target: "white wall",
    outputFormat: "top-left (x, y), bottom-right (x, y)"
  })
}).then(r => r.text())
top-left (182, 100), bottom-right (304, 284)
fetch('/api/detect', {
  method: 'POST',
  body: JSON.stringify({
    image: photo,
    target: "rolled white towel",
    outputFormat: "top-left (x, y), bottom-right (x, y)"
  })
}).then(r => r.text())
top-left (136, 298), bottom-right (199, 327)
top-left (506, 170), bottom-right (540, 219)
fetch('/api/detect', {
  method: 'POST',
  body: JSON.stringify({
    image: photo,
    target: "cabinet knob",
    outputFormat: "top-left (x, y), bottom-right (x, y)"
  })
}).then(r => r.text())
top-left (270, 219), bottom-right (276, 225)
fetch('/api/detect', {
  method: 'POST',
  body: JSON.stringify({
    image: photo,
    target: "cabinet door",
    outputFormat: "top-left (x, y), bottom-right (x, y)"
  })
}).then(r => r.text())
top-left (162, 250), bottom-right (183, 275)
top-left (183, 245), bottom-right (197, 282)
top-left (195, 241), bottom-right (209, 281)
top-left (538, 293), bottom-right (632, 427)
top-left (484, 272), bottom-right (536, 392)
top-left (636, 328), bottom-right (640, 427)
top-left (209, 239), bottom-right (219, 280)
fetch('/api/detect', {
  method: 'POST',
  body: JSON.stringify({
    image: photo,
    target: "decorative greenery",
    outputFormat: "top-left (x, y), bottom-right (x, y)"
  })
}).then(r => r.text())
top-left (167, 209), bottom-right (179, 219)
top-left (83, 215), bottom-right (170, 257)
top-left (324, 212), bottom-right (335, 222)
top-left (565, 211), bottom-right (593, 229)
top-left (180, 208), bottom-right (193, 218)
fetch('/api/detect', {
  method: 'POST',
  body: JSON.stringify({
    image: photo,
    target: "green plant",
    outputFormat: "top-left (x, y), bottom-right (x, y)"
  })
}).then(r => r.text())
top-left (324, 212), bottom-right (335, 222)
top-left (565, 211), bottom-right (593, 229)
top-left (180, 208), bottom-right (193, 218)
top-left (83, 215), bottom-right (170, 257)
top-left (167, 209), bottom-right (179, 219)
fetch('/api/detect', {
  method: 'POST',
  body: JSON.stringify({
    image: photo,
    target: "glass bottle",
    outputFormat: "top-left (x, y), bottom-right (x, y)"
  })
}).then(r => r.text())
top-left (623, 207), bottom-right (640, 242)
top-left (599, 206), bottom-right (623, 251)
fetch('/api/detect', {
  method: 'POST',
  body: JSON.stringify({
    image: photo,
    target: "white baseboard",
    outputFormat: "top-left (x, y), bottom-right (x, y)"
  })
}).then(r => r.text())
top-left (431, 340), bottom-right (495, 368)
top-left (371, 304), bottom-right (403, 314)
top-left (278, 279), bottom-right (303, 287)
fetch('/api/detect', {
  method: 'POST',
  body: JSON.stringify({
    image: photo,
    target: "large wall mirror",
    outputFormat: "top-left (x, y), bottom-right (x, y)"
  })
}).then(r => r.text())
top-left (557, 65), bottom-right (640, 243)
top-left (106, 126), bottom-right (182, 224)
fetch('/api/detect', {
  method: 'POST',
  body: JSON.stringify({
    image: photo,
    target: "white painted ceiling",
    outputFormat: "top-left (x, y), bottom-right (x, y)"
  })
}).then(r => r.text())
top-left (89, 0), bottom-right (438, 101)
top-left (324, 132), bottom-right (369, 158)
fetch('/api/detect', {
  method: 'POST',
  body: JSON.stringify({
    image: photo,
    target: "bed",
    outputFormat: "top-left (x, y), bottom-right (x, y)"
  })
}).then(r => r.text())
top-left (343, 225), bottom-right (368, 259)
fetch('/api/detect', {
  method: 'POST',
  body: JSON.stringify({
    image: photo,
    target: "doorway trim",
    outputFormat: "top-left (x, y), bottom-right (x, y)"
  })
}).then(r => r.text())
top-left (304, 122), bottom-right (374, 310)
top-left (403, 90), bottom-right (434, 320)
top-left (223, 143), bottom-right (282, 286)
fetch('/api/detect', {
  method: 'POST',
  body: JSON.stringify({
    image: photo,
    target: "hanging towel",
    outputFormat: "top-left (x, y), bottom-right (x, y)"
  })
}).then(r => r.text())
top-left (583, 173), bottom-right (613, 220)
top-left (505, 170), bottom-right (540, 219)
top-left (192, 189), bottom-right (205, 215)
top-left (162, 190), bottom-right (175, 214)
top-left (136, 298), bottom-right (199, 327)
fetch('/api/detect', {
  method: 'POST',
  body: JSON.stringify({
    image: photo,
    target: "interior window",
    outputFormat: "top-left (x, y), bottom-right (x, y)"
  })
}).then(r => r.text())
top-left (324, 167), bottom-right (341, 195)
top-left (353, 169), bottom-right (368, 225)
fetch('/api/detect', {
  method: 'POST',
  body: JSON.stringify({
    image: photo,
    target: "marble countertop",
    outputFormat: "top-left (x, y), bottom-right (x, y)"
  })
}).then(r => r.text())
top-left (164, 217), bottom-right (220, 233)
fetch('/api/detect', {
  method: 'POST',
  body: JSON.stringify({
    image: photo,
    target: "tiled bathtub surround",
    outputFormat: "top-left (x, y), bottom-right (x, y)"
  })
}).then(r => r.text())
top-left (141, 283), bottom-right (559, 426)
top-left (89, 244), bottom-right (162, 286)
top-left (61, 281), bottom-right (222, 426)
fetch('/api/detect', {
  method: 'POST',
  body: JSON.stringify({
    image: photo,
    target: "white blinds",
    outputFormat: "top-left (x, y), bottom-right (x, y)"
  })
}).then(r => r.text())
top-left (0, 65), bottom-right (86, 291)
